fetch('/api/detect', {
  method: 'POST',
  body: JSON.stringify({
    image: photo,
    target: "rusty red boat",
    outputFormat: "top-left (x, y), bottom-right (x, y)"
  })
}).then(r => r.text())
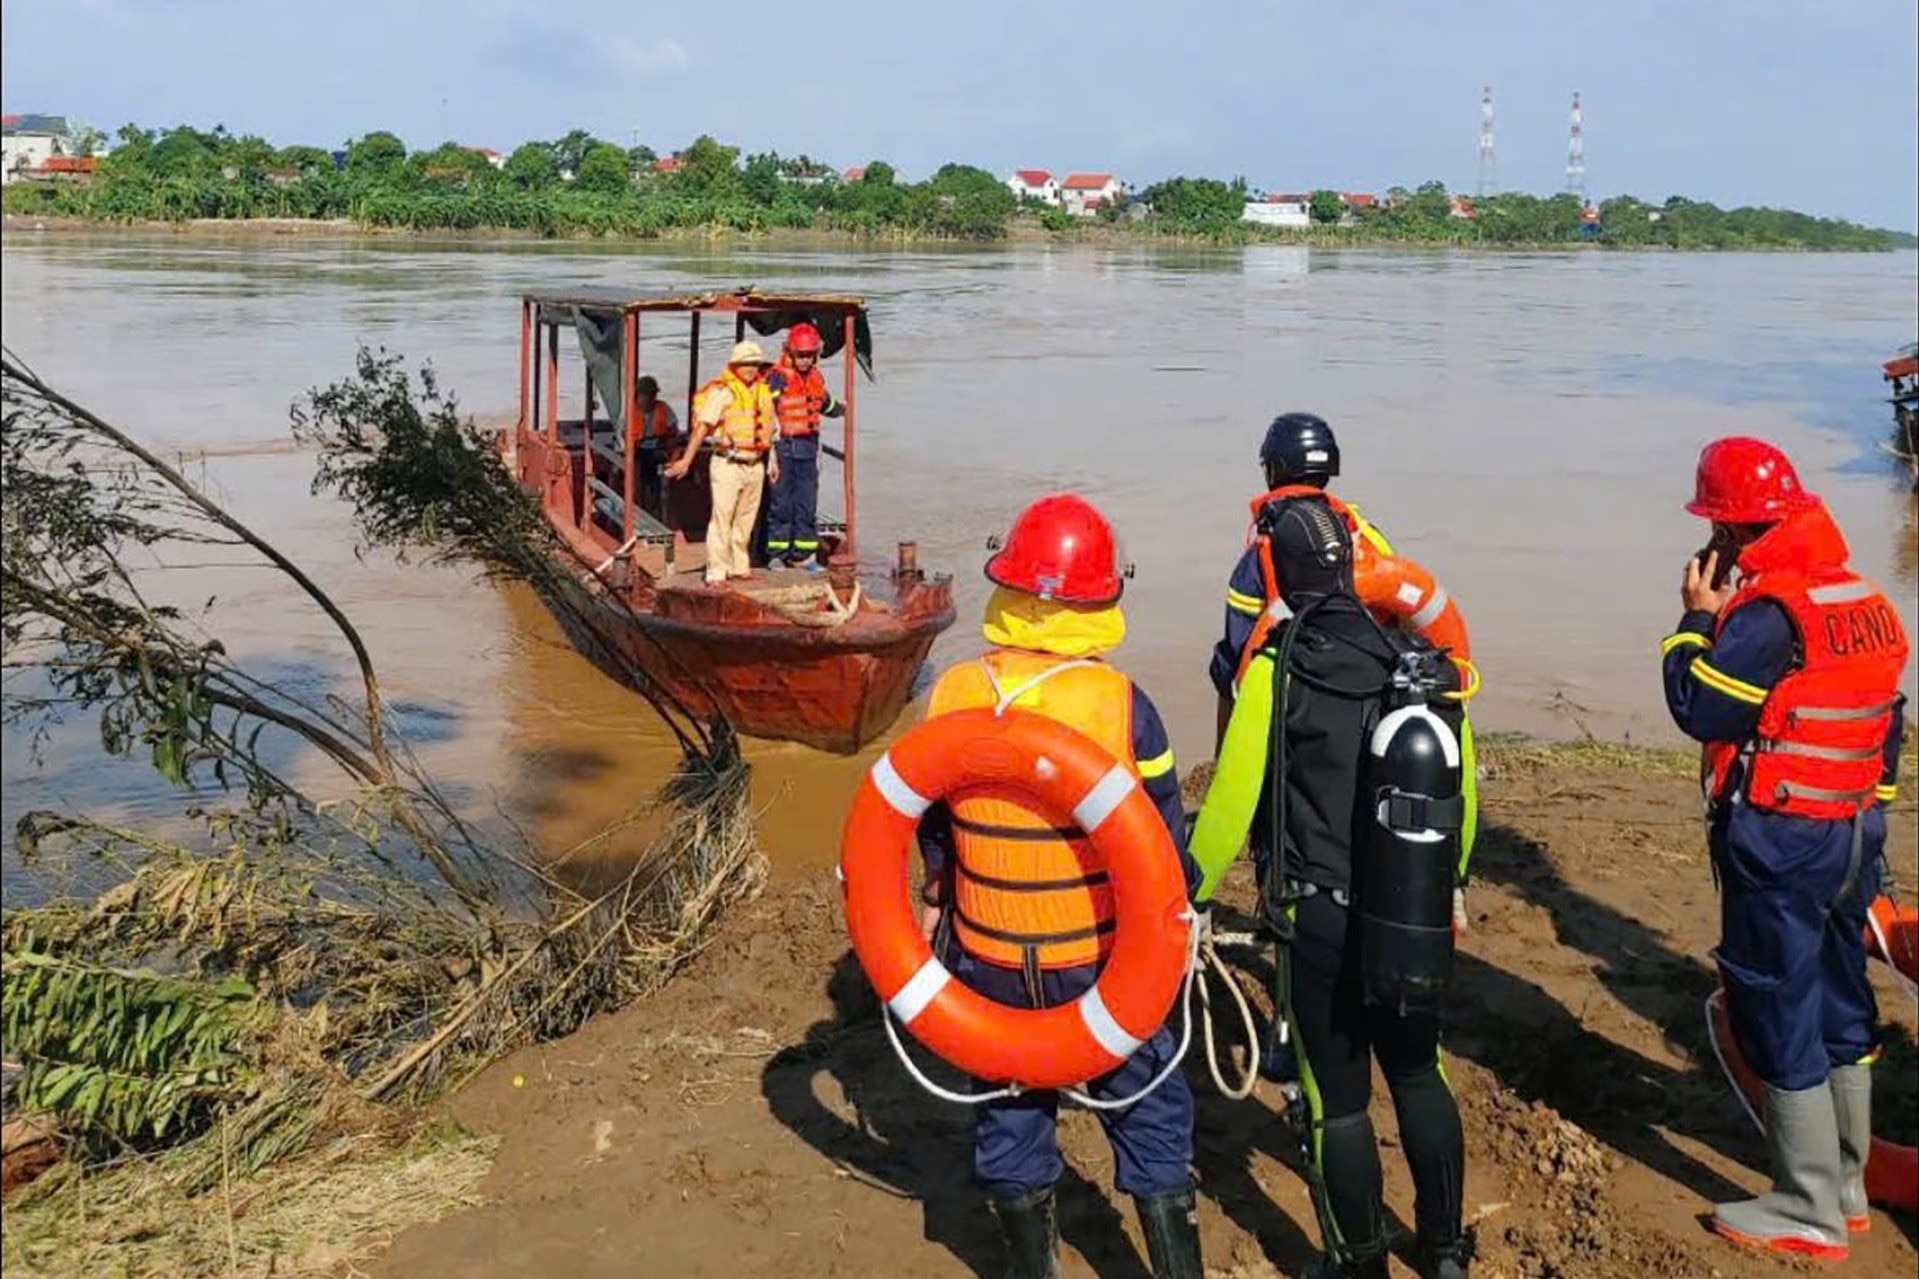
top-left (503, 288), bottom-right (954, 754)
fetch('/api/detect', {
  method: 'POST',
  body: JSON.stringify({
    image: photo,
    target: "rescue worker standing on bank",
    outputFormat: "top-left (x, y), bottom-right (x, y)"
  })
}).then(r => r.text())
top-left (666, 340), bottom-right (779, 586)
top-left (1201, 493), bottom-right (1473, 1279)
top-left (763, 322), bottom-right (844, 567)
top-left (1663, 437), bottom-right (1908, 1261)
top-left (916, 493), bottom-right (1204, 1279)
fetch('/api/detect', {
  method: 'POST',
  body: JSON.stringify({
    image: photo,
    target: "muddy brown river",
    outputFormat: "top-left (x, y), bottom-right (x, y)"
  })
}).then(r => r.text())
top-left (4, 232), bottom-right (1915, 878)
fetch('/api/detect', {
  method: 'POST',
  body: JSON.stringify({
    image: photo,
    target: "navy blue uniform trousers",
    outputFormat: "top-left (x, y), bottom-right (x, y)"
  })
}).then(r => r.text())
top-left (952, 948), bottom-right (1195, 1200)
top-left (1713, 800), bottom-right (1885, 1090)
top-left (767, 436), bottom-right (820, 558)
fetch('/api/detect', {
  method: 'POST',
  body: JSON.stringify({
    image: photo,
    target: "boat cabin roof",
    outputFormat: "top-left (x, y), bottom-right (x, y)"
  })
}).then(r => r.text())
top-left (521, 287), bottom-right (867, 318)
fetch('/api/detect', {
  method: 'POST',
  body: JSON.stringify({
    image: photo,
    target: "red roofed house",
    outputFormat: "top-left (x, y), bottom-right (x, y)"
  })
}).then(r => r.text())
top-left (1005, 169), bottom-right (1060, 206)
top-left (1448, 194), bottom-right (1477, 220)
top-left (31, 154), bottom-right (94, 180)
top-left (1242, 192), bottom-right (1310, 229)
top-left (653, 155), bottom-right (683, 174)
top-left (2, 113), bottom-right (72, 185)
top-left (1060, 172), bottom-right (1123, 217)
top-left (841, 165), bottom-right (866, 183)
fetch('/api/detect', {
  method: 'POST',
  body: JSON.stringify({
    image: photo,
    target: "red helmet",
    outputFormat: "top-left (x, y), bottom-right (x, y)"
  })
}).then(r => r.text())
top-left (985, 493), bottom-right (1127, 605)
top-left (1686, 436), bottom-right (1815, 523)
top-left (786, 322), bottom-right (823, 354)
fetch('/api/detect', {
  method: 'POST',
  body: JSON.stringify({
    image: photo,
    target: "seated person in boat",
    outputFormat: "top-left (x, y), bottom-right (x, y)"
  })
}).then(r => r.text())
top-left (632, 375), bottom-right (681, 516)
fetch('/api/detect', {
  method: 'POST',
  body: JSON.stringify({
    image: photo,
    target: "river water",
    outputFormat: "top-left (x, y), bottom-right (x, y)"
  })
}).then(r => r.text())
top-left (3, 232), bottom-right (1914, 876)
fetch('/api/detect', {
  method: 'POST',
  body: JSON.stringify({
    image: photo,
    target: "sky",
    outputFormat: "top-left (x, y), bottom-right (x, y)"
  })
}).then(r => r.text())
top-left (3, 0), bottom-right (1915, 230)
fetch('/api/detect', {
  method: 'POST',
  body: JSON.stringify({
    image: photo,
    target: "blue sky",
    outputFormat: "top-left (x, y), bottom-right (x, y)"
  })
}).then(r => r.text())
top-left (4, 0), bottom-right (1914, 229)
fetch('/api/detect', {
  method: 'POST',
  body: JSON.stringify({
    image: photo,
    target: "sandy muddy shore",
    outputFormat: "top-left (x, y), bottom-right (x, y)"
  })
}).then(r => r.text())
top-left (363, 739), bottom-right (1917, 1279)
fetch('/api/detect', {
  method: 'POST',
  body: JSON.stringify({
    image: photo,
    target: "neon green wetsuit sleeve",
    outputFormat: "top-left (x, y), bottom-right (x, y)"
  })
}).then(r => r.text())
top-left (1458, 711), bottom-right (1478, 880)
top-left (1190, 650), bottom-right (1276, 903)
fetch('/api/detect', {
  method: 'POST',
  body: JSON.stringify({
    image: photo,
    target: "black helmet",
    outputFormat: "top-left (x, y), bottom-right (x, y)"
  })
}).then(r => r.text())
top-left (1259, 413), bottom-right (1340, 485)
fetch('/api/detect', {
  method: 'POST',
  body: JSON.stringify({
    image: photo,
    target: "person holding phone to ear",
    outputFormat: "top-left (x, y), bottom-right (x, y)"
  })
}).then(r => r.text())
top-left (1662, 437), bottom-right (1909, 1262)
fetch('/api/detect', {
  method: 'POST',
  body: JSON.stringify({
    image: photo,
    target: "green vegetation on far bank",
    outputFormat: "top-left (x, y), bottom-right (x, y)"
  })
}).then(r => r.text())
top-left (5, 123), bottom-right (1914, 251)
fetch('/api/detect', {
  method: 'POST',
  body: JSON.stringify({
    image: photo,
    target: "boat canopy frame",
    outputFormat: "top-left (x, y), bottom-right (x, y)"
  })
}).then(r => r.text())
top-left (515, 287), bottom-right (875, 571)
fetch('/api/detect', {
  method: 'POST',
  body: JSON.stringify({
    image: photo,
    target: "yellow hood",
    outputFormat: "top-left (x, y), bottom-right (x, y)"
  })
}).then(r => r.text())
top-left (979, 586), bottom-right (1127, 659)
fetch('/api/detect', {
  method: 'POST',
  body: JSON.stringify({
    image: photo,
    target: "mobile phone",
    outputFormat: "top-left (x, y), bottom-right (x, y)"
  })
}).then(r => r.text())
top-left (1695, 537), bottom-right (1735, 590)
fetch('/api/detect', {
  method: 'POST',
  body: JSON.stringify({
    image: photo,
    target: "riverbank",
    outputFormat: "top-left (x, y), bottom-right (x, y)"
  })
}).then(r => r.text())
top-left (14, 736), bottom-right (1909, 1279)
top-left (4, 212), bottom-right (1906, 255)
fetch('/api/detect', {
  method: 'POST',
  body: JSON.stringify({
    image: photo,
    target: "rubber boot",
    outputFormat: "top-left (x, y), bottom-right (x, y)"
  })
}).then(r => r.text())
top-left (1711, 1082), bottom-right (1849, 1261)
top-left (989, 1186), bottom-right (1061, 1279)
top-left (1829, 1062), bottom-right (1873, 1233)
top-left (1134, 1187), bottom-right (1203, 1279)
top-left (1415, 1232), bottom-right (1474, 1279)
top-left (1300, 1252), bottom-right (1389, 1279)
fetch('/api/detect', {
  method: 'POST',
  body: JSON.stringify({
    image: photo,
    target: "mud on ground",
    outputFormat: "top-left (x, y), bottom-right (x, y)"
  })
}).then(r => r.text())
top-left (375, 740), bottom-right (1918, 1278)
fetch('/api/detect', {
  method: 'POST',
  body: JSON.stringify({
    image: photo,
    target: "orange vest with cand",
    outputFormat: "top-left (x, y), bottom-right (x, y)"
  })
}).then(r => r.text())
top-left (927, 650), bottom-right (1137, 971)
top-left (698, 373), bottom-right (775, 458)
top-left (1235, 486), bottom-right (1477, 694)
top-left (1702, 566), bottom-right (1907, 820)
top-left (771, 357), bottom-right (830, 438)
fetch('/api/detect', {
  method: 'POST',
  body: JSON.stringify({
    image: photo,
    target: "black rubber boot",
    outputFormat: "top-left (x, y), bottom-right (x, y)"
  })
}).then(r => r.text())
top-left (1134, 1187), bottom-right (1204, 1279)
top-left (1301, 1251), bottom-right (1389, 1279)
top-left (989, 1186), bottom-right (1061, 1279)
top-left (1415, 1231), bottom-right (1474, 1279)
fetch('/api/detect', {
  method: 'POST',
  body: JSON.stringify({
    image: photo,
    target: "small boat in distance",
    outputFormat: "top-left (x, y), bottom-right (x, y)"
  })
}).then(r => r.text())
top-left (1884, 341), bottom-right (1917, 485)
top-left (502, 288), bottom-right (955, 754)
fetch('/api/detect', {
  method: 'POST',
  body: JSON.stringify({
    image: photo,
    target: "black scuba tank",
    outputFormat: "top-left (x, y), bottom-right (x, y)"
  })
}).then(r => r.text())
top-left (1357, 649), bottom-right (1465, 1013)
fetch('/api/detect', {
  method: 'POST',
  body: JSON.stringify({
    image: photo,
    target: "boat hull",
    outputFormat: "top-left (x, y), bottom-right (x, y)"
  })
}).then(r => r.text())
top-left (543, 568), bottom-right (954, 754)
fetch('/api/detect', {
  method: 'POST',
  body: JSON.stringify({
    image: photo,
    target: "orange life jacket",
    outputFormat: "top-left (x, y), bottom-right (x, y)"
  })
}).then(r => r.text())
top-left (771, 356), bottom-right (830, 438)
top-left (1701, 504), bottom-right (1907, 820)
top-left (927, 649), bottom-right (1137, 971)
top-left (698, 372), bottom-right (774, 458)
top-left (631, 400), bottom-right (675, 444)
top-left (1234, 486), bottom-right (1476, 690)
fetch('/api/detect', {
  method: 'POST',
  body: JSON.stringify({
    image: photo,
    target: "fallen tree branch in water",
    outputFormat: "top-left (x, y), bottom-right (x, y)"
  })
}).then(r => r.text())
top-left (0, 349), bottom-right (764, 1230)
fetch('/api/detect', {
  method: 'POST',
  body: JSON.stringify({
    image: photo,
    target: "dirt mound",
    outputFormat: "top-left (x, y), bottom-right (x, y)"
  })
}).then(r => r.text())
top-left (371, 744), bottom-right (1917, 1278)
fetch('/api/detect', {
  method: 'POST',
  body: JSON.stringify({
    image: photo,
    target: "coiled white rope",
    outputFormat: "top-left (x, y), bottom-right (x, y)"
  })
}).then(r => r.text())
top-left (879, 914), bottom-right (1266, 1110)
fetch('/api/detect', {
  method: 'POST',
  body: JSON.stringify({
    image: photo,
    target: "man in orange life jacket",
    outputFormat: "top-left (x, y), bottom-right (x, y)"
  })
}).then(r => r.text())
top-left (916, 493), bottom-right (1204, 1279)
top-left (1662, 437), bottom-right (1908, 1261)
top-left (666, 340), bottom-right (779, 586)
top-left (763, 322), bottom-right (844, 568)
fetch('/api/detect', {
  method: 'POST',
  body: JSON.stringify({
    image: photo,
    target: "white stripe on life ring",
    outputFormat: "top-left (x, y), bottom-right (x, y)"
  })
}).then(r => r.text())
top-left (1076, 985), bottom-right (1144, 1061)
top-left (871, 752), bottom-right (932, 820)
top-left (888, 955), bottom-right (951, 1026)
top-left (1072, 764), bottom-right (1137, 833)
top-left (1408, 585), bottom-right (1451, 631)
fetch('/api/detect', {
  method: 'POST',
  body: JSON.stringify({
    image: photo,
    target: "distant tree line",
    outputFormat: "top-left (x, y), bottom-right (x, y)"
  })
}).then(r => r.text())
top-left (6, 123), bottom-right (1913, 251)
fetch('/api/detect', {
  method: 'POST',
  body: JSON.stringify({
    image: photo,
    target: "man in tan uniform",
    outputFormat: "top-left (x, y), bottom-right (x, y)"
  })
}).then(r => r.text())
top-left (667, 340), bottom-right (781, 585)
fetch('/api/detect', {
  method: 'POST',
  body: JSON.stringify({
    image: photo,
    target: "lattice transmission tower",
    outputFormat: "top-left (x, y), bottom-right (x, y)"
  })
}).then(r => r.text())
top-left (1566, 92), bottom-right (1586, 200)
top-left (1478, 86), bottom-right (1497, 197)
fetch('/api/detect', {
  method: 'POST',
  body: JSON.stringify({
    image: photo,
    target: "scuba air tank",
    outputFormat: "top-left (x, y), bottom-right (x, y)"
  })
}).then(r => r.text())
top-left (1357, 648), bottom-right (1465, 1013)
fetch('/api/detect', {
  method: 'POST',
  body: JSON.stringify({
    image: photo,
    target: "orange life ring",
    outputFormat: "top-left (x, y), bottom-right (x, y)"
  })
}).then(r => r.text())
top-left (1706, 894), bottom-right (1919, 1218)
top-left (1866, 895), bottom-right (1919, 982)
top-left (839, 706), bottom-right (1193, 1090)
